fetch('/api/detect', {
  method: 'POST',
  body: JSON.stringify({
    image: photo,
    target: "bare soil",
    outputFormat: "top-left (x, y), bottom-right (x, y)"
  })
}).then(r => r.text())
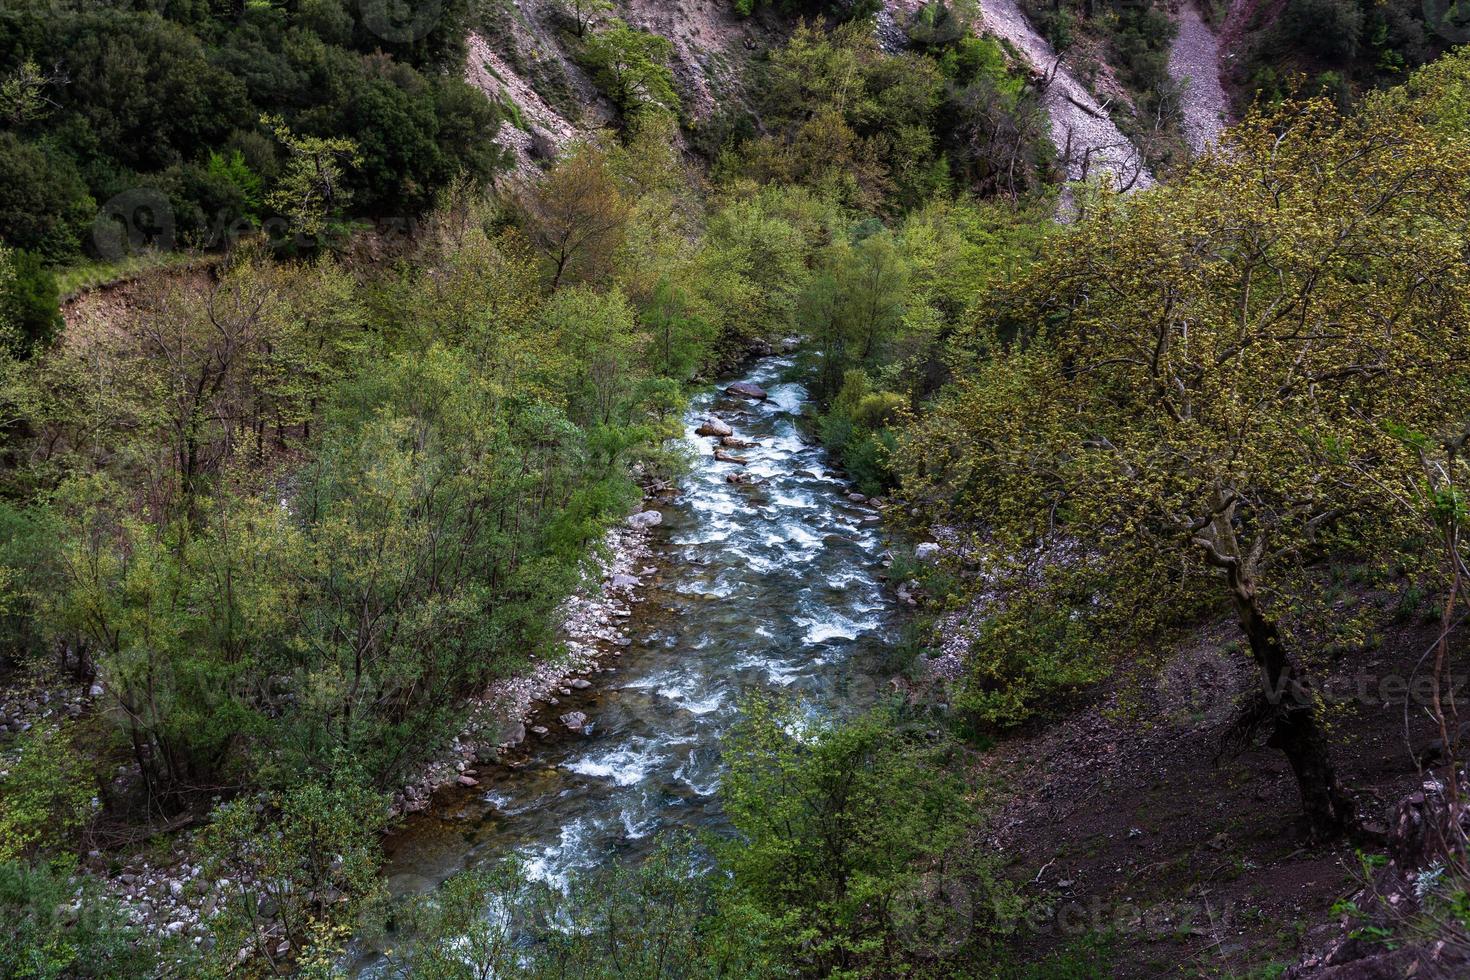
top-left (980, 609), bottom-right (1453, 976)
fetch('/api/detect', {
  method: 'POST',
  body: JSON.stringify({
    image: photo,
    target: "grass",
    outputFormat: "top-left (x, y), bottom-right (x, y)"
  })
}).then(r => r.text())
top-left (55, 250), bottom-right (218, 300)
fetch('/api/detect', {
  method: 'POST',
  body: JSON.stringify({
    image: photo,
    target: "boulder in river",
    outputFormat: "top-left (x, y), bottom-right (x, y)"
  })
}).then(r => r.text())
top-left (726, 472), bottom-right (765, 485)
top-left (713, 449), bottom-right (748, 465)
top-left (570, 678), bottom-right (592, 690)
top-left (696, 416), bottom-right (732, 437)
top-left (560, 711), bottom-right (588, 732)
top-left (721, 436), bottom-right (757, 448)
top-left (626, 510), bottom-right (662, 529)
top-left (725, 381), bottom-right (768, 400)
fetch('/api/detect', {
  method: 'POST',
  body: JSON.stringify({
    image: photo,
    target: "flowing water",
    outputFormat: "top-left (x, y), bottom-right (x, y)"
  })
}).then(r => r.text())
top-left (378, 356), bottom-right (904, 898)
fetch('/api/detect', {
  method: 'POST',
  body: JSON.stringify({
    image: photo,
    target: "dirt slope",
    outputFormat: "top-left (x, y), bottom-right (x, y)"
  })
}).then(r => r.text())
top-left (1168, 0), bottom-right (1229, 153)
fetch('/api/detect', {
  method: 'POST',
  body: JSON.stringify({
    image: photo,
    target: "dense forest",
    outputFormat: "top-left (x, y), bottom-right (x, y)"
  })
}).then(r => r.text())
top-left (2, 0), bottom-right (1470, 977)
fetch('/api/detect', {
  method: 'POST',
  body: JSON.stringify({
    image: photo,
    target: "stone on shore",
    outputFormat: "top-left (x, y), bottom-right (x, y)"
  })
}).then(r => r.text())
top-left (626, 510), bottom-right (662, 529)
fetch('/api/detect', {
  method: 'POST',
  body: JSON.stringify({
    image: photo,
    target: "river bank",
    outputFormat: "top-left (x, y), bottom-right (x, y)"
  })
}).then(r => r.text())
top-left (375, 354), bottom-right (904, 900)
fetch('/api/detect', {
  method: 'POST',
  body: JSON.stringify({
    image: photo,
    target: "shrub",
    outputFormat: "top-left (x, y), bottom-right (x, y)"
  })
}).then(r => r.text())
top-left (0, 859), bottom-right (154, 979)
top-left (199, 773), bottom-right (390, 963)
top-left (719, 696), bottom-right (1019, 975)
top-left (0, 725), bottom-right (94, 864)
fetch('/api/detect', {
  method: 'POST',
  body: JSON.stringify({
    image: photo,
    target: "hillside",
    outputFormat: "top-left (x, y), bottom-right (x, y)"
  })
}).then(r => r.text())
top-left (4, 3), bottom-right (1470, 980)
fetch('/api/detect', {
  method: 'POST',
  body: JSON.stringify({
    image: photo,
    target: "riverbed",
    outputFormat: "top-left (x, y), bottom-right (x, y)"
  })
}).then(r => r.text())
top-left (377, 356), bottom-right (904, 897)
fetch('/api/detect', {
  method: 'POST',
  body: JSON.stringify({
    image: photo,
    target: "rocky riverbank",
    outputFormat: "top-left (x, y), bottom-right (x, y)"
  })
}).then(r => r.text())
top-left (389, 518), bottom-right (660, 816)
top-left (85, 506), bottom-right (666, 947)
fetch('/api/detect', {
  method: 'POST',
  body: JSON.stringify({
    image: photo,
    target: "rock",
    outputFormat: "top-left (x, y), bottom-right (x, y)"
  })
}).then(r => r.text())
top-left (915, 542), bottom-right (942, 562)
top-left (457, 774), bottom-right (479, 787)
top-left (847, 492), bottom-right (867, 503)
top-left (560, 711), bottom-right (588, 732)
top-left (88, 683), bottom-right (104, 698)
top-left (502, 722), bottom-right (526, 747)
top-left (609, 574), bottom-right (640, 588)
top-left (570, 678), bottom-right (592, 690)
top-left (725, 381), bottom-right (768, 400)
top-left (531, 725), bottom-right (549, 736)
top-left (695, 416), bottom-right (733, 437)
top-left (713, 450), bottom-right (748, 465)
top-left (726, 473), bottom-right (764, 485)
top-left (721, 436), bottom-right (756, 448)
top-left (626, 510), bottom-right (662, 529)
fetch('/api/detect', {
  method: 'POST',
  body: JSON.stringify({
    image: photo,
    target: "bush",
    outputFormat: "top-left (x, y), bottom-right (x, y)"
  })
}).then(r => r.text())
top-left (719, 696), bottom-right (1019, 975)
top-left (0, 135), bottom-right (94, 261)
top-left (0, 859), bottom-right (154, 979)
top-left (818, 370), bottom-right (902, 493)
top-left (199, 773), bottom-right (390, 963)
top-left (0, 725), bottom-right (94, 864)
top-left (0, 248), bottom-right (62, 356)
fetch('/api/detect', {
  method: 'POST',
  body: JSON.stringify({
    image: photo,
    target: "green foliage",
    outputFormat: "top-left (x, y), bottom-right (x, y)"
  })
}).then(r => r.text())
top-left (817, 370), bottom-right (903, 494)
top-left (200, 773), bottom-right (390, 965)
top-left (0, 247), bottom-right (62, 357)
top-left (0, 859), bottom-right (154, 979)
top-left (0, 133), bottom-right (94, 261)
top-left (580, 20), bottom-right (681, 121)
top-left (263, 115), bottom-right (362, 241)
top-left (375, 840), bottom-right (774, 978)
top-left (719, 696), bottom-right (1019, 975)
top-left (892, 57), bottom-right (1470, 832)
top-left (0, 0), bottom-right (506, 261)
top-left (0, 725), bottom-right (93, 864)
top-left (730, 21), bottom-right (1048, 209)
top-left (1234, 0), bottom-right (1438, 106)
top-left (205, 149), bottom-right (264, 220)
top-left (802, 228), bottom-right (910, 399)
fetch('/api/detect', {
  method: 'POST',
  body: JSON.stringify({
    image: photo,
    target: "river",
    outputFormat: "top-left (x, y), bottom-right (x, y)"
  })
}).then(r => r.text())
top-left (376, 355), bottom-right (904, 900)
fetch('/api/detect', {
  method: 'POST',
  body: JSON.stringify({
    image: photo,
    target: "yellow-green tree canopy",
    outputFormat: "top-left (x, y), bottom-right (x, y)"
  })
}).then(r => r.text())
top-left (898, 52), bottom-right (1470, 836)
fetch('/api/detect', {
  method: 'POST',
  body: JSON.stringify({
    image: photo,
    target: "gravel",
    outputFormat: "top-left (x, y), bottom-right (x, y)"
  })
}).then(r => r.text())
top-left (1167, 1), bottom-right (1229, 154)
top-left (969, 0), bottom-right (1154, 189)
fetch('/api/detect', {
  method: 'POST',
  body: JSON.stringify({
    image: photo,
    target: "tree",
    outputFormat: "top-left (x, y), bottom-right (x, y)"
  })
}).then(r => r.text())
top-left (262, 114), bottom-right (361, 239)
top-left (580, 20), bottom-right (681, 120)
top-left (720, 697), bottom-right (1017, 975)
top-left (802, 230), bottom-right (910, 399)
top-left (0, 59), bottom-right (64, 128)
top-left (200, 774), bottom-right (388, 969)
top-left (518, 142), bottom-right (632, 289)
top-left (0, 134), bottom-right (94, 260)
top-left (899, 81), bottom-right (1470, 838)
top-left (560, 0), bottom-right (613, 37)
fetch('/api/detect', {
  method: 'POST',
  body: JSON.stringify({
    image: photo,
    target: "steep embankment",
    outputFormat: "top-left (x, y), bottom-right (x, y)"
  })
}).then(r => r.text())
top-left (1168, 0), bottom-right (1229, 153)
top-left (464, 0), bottom-right (778, 172)
top-left (975, 0), bottom-right (1155, 188)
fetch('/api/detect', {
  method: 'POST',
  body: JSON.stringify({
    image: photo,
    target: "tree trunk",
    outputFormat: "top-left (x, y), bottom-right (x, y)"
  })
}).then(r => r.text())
top-left (1230, 570), bottom-right (1356, 840)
